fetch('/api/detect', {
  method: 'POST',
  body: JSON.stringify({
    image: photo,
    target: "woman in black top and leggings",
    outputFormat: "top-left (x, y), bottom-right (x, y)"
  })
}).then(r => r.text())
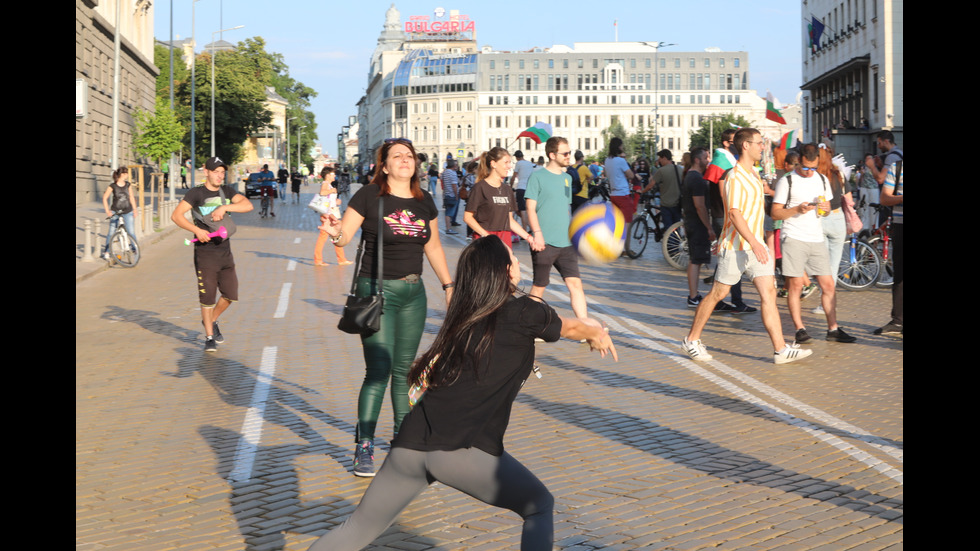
top-left (305, 235), bottom-right (617, 551)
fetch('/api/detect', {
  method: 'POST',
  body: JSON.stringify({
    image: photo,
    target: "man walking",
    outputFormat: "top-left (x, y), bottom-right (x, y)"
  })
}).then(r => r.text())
top-left (681, 147), bottom-right (717, 307)
top-left (644, 149), bottom-right (683, 229)
top-left (874, 159), bottom-right (903, 336)
top-left (525, 137), bottom-right (589, 318)
top-left (510, 150), bottom-right (536, 232)
top-left (681, 128), bottom-right (811, 365)
top-left (441, 159), bottom-right (460, 235)
top-left (171, 157), bottom-right (254, 352)
top-left (771, 143), bottom-right (857, 344)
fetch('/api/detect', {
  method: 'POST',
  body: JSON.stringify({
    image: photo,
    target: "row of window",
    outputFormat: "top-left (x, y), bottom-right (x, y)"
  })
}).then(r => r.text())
top-left (486, 93), bottom-right (743, 106)
top-left (488, 72), bottom-right (744, 92)
top-left (486, 57), bottom-right (741, 71)
top-left (483, 135), bottom-right (684, 154)
top-left (409, 100), bottom-right (476, 115)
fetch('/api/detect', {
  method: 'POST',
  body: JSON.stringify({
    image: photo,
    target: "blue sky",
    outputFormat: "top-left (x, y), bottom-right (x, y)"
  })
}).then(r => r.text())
top-left (155, 1), bottom-right (804, 157)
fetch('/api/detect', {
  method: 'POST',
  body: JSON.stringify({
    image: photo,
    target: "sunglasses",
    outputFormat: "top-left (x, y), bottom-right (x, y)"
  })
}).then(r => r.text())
top-left (384, 138), bottom-right (412, 145)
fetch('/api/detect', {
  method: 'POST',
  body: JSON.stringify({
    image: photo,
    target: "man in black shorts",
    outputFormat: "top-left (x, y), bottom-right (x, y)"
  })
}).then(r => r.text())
top-left (681, 147), bottom-right (715, 307)
top-left (171, 156), bottom-right (254, 352)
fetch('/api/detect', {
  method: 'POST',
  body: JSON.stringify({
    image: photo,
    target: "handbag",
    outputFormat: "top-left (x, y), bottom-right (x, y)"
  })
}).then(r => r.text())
top-left (408, 354), bottom-right (437, 407)
top-left (191, 185), bottom-right (237, 238)
top-left (842, 193), bottom-right (863, 234)
top-left (337, 197), bottom-right (385, 335)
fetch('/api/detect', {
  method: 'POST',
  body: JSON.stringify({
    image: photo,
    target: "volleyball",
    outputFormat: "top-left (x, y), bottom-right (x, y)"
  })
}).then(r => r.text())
top-left (568, 203), bottom-right (626, 264)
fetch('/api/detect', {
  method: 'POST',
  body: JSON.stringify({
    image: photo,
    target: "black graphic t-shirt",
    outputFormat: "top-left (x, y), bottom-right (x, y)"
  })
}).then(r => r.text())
top-left (348, 184), bottom-right (439, 279)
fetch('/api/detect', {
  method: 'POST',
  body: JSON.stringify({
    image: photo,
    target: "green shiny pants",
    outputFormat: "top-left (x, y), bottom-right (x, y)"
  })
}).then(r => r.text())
top-left (355, 276), bottom-right (427, 442)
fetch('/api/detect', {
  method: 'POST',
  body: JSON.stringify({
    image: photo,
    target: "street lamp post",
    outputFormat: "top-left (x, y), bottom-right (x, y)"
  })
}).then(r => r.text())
top-left (286, 116), bottom-right (297, 170)
top-left (297, 125), bottom-right (306, 172)
top-left (652, 41), bottom-right (676, 155)
top-left (210, 25), bottom-right (245, 158)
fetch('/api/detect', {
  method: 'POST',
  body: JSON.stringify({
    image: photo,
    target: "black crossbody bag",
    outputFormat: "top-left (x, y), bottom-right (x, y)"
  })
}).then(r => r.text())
top-left (338, 197), bottom-right (385, 335)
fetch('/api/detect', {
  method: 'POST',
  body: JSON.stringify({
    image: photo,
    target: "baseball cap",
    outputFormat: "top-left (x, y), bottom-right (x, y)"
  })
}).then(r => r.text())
top-left (205, 157), bottom-right (227, 170)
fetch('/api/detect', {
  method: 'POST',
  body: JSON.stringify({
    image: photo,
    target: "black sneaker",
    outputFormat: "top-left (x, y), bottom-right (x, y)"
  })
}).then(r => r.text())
top-left (826, 327), bottom-right (857, 343)
top-left (703, 275), bottom-right (714, 284)
top-left (794, 328), bottom-right (812, 344)
top-left (714, 301), bottom-right (736, 312)
top-left (731, 304), bottom-right (758, 314)
top-left (687, 295), bottom-right (703, 308)
top-left (353, 440), bottom-right (376, 477)
top-left (204, 321), bottom-right (224, 344)
top-left (873, 322), bottom-right (903, 336)
top-left (204, 336), bottom-right (218, 353)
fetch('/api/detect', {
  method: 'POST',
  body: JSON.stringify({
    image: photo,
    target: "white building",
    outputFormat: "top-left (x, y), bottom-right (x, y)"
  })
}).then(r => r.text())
top-left (800, 0), bottom-right (903, 158)
top-left (355, 5), bottom-right (791, 170)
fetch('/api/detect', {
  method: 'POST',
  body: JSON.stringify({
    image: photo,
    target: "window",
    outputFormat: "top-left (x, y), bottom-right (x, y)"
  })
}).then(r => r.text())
top-left (534, 59), bottom-right (540, 69)
top-left (504, 60), bottom-right (510, 70)
top-left (674, 58), bottom-right (680, 68)
top-left (734, 58), bottom-right (740, 68)
top-left (563, 59), bottom-right (569, 69)
top-left (659, 58), bottom-right (665, 68)
top-left (645, 58), bottom-right (651, 68)
top-left (490, 60), bottom-right (495, 69)
top-left (548, 59), bottom-right (554, 69)
top-left (446, 126), bottom-right (452, 140)
top-left (704, 58), bottom-right (710, 68)
top-left (689, 58), bottom-right (695, 68)
top-left (578, 59), bottom-right (584, 68)
top-left (719, 58), bottom-right (725, 68)
top-left (585, 137), bottom-right (591, 150)
top-left (519, 59), bottom-right (525, 69)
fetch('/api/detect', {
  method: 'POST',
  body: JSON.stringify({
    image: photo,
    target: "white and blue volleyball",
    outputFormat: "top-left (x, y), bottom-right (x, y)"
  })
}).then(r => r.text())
top-left (568, 203), bottom-right (626, 264)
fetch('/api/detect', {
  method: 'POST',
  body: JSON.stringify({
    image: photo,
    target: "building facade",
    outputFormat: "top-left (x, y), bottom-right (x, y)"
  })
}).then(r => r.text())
top-left (76, 0), bottom-right (158, 204)
top-left (356, 5), bottom-right (787, 172)
top-left (801, 0), bottom-right (903, 158)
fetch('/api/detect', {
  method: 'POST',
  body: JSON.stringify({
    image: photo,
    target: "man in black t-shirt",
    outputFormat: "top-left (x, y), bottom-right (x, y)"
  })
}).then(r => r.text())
top-left (171, 157), bottom-right (254, 352)
top-left (681, 148), bottom-right (715, 307)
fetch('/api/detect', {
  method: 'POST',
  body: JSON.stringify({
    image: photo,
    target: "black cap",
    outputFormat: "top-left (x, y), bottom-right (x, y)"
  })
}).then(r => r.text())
top-left (205, 157), bottom-right (227, 170)
top-left (514, 150), bottom-right (524, 158)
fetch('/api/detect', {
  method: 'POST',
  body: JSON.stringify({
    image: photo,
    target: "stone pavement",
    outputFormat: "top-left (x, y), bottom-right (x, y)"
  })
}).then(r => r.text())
top-left (76, 188), bottom-right (902, 550)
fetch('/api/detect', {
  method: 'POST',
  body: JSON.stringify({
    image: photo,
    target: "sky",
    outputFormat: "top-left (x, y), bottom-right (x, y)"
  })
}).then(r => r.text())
top-left (154, 1), bottom-right (804, 158)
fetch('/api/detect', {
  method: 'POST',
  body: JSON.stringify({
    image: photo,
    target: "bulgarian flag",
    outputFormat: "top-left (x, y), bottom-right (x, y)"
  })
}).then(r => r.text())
top-left (518, 121), bottom-right (553, 144)
top-left (765, 92), bottom-right (786, 125)
top-left (703, 147), bottom-right (736, 184)
top-left (778, 129), bottom-right (801, 150)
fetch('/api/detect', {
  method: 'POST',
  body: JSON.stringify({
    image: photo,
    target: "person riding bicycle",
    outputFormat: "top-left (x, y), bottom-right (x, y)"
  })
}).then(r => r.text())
top-left (101, 167), bottom-right (139, 260)
top-left (248, 164), bottom-right (277, 216)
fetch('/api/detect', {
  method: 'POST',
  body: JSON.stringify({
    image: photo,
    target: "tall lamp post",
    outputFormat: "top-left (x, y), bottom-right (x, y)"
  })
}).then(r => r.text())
top-left (210, 25), bottom-right (245, 158)
top-left (297, 125), bottom-right (307, 172)
top-left (286, 116), bottom-right (297, 170)
top-left (652, 41), bottom-right (676, 154)
top-left (190, 0), bottom-right (203, 187)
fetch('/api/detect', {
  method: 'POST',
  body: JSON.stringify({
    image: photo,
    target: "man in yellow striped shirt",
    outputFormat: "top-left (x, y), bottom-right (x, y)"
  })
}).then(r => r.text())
top-left (681, 128), bottom-right (812, 365)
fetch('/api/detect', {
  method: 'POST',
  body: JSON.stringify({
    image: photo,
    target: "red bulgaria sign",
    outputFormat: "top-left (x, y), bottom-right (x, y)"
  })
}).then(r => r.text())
top-left (405, 14), bottom-right (475, 34)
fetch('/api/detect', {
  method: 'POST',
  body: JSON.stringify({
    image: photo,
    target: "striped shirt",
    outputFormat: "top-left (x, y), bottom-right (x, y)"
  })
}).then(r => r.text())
top-left (719, 163), bottom-right (767, 251)
top-left (883, 162), bottom-right (903, 224)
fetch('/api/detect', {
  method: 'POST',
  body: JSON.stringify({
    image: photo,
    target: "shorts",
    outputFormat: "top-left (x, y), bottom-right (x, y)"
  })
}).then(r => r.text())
top-left (530, 244), bottom-right (580, 287)
top-left (780, 235), bottom-right (832, 277)
top-left (715, 246), bottom-right (775, 286)
top-left (515, 189), bottom-right (527, 212)
top-left (194, 248), bottom-right (239, 307)
top-left (443, 196), bottom-right (459, 219)
top-left (686, 224), bottom-right (712, 265)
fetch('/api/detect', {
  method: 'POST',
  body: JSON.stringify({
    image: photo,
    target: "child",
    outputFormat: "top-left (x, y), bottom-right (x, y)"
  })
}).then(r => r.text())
top-left (311, 166), bottom-right (353, 266)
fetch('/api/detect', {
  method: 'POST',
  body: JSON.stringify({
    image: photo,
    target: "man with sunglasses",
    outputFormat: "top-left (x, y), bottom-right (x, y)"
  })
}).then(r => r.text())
top-left (682, 128), bottom-right (811, 365)
top-left (525, 136), bottom-right (589, 318)
top-left (771, 143), bottom-right (857, 345)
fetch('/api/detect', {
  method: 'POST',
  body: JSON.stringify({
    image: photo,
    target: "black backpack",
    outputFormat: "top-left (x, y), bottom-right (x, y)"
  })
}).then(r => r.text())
top-left (567, 165), bottom-right (582, 195)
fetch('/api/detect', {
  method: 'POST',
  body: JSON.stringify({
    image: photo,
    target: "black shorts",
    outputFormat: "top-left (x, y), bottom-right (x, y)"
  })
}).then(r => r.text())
top-left (515, 189), bottom-right (527, 212)
top-left (194, 248), bottom-right (239, 306)
top-left (686, 224), bottom-right (712, 265)
top-left (529, 244), bottom-right (580, 287)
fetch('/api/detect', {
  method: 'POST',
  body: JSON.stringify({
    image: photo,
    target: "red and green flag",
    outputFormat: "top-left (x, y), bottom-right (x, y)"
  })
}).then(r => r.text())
top-left (765, 92), bottom-right (786, 125)
top-left (518, 122), bottom-right (553, 144)
top-left (779, 129), bottom-right (800, 150)
top-left (704, 148), bottom-right (736, 184)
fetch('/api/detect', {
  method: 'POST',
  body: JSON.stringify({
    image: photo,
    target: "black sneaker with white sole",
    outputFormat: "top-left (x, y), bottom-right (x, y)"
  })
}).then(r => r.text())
top-left (204, 337), bottom-right (218, 352)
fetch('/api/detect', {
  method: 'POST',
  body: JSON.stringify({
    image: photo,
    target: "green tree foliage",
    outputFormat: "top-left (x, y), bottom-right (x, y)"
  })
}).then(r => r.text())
top-left (595, 117), bottom-right (655, 163)
top-left (688, 113), bottom-right (754, 151)
top-left (133, 98), bottom-right (185, 166)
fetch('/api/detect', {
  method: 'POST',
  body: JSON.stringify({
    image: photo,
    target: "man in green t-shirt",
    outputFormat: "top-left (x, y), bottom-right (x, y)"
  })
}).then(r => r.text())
top-left (525, 136), bottom-right (589, 318)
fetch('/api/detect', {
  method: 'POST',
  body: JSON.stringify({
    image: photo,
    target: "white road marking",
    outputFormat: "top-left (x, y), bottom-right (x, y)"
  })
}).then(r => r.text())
top-left (228, 346), bottom-right (277, 483)
top-left (522, 266), bottom-right (903, 483)
top-left (294, 237), bottom-right (302, 244)
top-left (287, 259), bottom-right (297, 271)
top-left (273, 282), bottom-right (292, 318)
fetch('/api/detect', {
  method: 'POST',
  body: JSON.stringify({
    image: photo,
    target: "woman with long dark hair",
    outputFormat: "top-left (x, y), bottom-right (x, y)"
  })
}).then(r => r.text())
top-left (305, 235), bottom-right (617, 551)
top-left (318, 138), bottom-right (454, 477)
top-left (101, 167), bottom-right (139, 260)
top-left (463, 147), bottom-right (533, 247)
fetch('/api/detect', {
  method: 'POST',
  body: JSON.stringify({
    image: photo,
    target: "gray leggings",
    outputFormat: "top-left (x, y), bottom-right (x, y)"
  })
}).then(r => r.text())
top-left (307, 447), bottom-right (554, 550)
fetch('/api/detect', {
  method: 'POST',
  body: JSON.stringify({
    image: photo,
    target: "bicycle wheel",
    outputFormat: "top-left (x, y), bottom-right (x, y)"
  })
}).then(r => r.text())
top-left (110, 230), bottom-right (140, 267)
top-left (260, 196), bottom-right (269, 217)
top-left (866, 236), bottom-right (893, 287)
top-left (624, 215), bottom-right (649, 258)
top-left (836, 239), bottom-right (880, 290)
top-left (662, 221), bottom-right (689, 270)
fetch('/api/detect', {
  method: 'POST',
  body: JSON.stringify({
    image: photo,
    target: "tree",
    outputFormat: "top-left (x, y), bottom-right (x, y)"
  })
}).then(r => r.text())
top-left (688, 113), bottom-right (753, 150)
top-left (133, 98), bottom-right (185, 167)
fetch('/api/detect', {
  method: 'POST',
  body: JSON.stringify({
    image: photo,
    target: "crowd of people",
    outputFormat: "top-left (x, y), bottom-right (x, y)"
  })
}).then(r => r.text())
top-left (163, 128), bottom-right (900, 550)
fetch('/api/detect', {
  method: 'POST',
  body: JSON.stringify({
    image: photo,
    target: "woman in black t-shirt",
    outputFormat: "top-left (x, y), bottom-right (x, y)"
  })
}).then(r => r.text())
top-left (463, 147), bottom-right (533, 248)
top-left (305, 235), bottom-right (617, 551)
top-left (319, 138), bottom-right (454, 477)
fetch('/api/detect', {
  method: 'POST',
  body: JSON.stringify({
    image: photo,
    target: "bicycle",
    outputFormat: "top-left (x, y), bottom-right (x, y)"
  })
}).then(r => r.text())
top-left (104, 210), bottom-right (140, 267)
top-left (258, 185), bottom-right (275, 218)
top-left (624, 193), bottom-right (666, 259)
top-left (662, 221), bottom-right (690, 270)
top-left (862, 203), bottom-right (893, 287)
top-left (836, 231), bottom-right (881, 290)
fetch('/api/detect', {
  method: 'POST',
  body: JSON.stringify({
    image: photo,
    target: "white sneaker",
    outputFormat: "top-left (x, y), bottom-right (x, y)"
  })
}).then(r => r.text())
top-left (682, 338), bottom-right (713, 361)
top-left (811, 305), bottom-right (825, 314)
top-left (774, 343), bottom-right (813, 365)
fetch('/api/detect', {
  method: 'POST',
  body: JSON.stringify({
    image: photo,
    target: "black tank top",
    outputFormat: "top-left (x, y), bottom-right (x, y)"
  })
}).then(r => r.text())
top-left (109, 182), bottom-right (133, 214)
